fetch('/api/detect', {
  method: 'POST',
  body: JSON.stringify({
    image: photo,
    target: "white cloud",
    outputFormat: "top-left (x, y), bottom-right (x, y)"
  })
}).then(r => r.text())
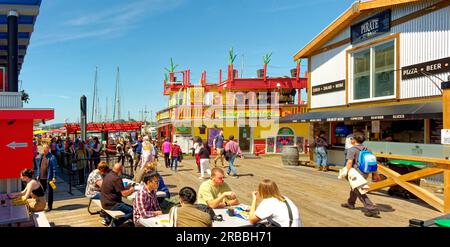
top-left (33, 0), bottom-right (185, 47)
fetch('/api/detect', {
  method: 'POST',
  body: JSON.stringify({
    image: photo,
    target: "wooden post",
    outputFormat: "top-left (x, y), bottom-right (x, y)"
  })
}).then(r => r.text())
top-left (442, 80), bottom-right (450, 213)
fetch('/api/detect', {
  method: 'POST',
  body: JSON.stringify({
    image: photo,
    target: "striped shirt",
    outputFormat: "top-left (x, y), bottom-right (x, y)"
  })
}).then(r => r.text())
top-left (133, 185), bottom-right (161, 225)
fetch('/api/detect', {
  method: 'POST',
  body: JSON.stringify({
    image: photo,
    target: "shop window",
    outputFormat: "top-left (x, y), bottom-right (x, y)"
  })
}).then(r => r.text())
top-left (351, 40), bottom-right (395, 102)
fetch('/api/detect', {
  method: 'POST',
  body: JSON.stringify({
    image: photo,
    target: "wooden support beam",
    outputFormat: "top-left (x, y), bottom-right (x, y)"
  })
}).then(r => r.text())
top-left (374, 165), bottom-right (444, 212)
top-left (445, 170), bottom-right (450, 213)
top-left (369, 166), bottom-right (443, 191)
top-left (375, 153), bottom-right (450, 167)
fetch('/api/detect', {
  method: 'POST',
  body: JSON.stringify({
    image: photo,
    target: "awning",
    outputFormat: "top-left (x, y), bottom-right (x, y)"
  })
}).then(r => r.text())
top-left (280, 102), bottom-right (442, 123)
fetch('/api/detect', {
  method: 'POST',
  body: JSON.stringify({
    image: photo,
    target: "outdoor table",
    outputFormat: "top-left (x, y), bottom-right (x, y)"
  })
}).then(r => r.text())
top-left (370, 153), bottom-right (450, 213)
top-left (0, 194), bottom-right (30, 226)
top-left (138, 204), bottom-right (253, 227)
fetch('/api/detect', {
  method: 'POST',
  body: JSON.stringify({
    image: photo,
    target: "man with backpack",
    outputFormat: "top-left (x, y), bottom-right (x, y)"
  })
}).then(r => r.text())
top-left (341, 131), bottom-right (380, 217)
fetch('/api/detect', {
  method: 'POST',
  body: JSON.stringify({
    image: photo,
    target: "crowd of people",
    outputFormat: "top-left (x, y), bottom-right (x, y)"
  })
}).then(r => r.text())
top-left (21, 130), bottom-right (315, 227)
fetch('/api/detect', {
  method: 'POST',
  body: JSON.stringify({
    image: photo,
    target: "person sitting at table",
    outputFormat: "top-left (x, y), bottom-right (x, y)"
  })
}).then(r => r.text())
top-left (248, 179), bottom-right (302, 227)
top-left (85, 161), bottom-right (111, 226)
top-left (101, 163), bottom-right (135, 227)
top-left (10, 169), bottom-right (46, 212)
top-left (133, 172), bottom-right (163, 227)
top-left (134, 161), bottom-right (170, 204)
top-left (197, 168), bottom-right (239, 209)
top-left (169, 187), bottom-right (212, 227)
top-left (85, 161), bottom-right (110, 200)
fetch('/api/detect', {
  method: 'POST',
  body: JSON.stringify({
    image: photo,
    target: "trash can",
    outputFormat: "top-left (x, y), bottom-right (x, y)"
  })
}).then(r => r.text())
top-left (386, 159), bottom-right (426, 199)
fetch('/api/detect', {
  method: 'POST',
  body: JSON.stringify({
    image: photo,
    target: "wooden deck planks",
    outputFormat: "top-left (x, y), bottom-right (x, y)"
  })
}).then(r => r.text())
top-left (45, 156), bottom-right (442, 227)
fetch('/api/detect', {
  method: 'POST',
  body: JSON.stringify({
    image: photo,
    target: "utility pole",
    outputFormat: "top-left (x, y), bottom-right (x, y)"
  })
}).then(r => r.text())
top-left (91, 66), bottom-right (98, 123)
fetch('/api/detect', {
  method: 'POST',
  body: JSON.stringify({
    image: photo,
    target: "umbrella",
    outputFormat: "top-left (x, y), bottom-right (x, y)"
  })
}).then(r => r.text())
top-left (33, 130), bottom-right (47, 135)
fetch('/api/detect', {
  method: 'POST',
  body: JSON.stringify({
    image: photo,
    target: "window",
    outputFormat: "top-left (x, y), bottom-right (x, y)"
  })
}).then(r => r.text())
top-left (351, 40), bottom-right (395, 102)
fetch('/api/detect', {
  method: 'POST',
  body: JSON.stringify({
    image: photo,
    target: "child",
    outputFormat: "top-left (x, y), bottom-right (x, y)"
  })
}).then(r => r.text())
top-left (198, 141), bottom-right (211, 179)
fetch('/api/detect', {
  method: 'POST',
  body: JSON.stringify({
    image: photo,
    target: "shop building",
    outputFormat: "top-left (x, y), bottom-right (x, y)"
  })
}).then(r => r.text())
top-left (156, 65), bottom-right (309, 154)
top-left (281, 0), bottom-right (449, 166)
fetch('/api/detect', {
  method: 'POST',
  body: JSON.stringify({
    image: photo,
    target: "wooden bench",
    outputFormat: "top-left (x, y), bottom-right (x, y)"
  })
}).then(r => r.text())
top-left (90, 199), bottom-right (125, 226)
top-left (32, 212), bottom-right (50, 227)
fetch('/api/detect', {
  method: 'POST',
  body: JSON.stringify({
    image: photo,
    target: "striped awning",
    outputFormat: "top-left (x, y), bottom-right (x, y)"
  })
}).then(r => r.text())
top-left (0, 0), bottom-right (41, 70)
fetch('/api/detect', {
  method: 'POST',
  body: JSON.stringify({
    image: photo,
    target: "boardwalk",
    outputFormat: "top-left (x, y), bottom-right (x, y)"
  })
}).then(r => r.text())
top-left (45, 156), bottom-right (442, 227)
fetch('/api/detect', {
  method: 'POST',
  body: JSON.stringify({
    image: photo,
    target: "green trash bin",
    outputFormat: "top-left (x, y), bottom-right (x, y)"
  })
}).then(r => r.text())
top-left (386, 160), bottom-right (426, 199)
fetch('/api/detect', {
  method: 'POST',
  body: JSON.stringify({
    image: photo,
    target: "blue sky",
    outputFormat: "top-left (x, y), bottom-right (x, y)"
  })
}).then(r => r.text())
top-left (21, 0), bottom-right (354, 124)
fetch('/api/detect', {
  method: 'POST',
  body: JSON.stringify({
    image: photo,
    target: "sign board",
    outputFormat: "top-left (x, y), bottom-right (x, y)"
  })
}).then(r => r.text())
top-left (372, 120), bottom-right (380, 133)
top-left (312, 80), bottom-right (345, 95)
top-left (253, 139), bottom-right (266, 155)
top-left (442, 129), bottom-right (450, 145)
top-left (351, 9), bottom-right (391, 44)
top-left (0, 119), bottom-right (33, 179)
top-left (401, 57), bottom-right (450, 80)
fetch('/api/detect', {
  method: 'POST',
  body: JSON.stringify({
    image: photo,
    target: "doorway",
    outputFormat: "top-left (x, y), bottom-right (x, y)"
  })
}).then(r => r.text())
top-left (238, 126), bottom-right (252, 152)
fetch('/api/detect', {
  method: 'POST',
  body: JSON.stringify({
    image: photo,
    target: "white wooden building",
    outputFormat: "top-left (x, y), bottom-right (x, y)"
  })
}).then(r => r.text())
top-left (282, 0), bottom-right (450, 166)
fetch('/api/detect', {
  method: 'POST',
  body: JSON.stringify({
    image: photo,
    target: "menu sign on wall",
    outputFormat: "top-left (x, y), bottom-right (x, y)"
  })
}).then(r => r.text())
top-left (351, 9), bottom-right (391, 44)
top-left (312, 80), bottom-right (345, 95)
top-left (401, 57), bottom-right (450, 80)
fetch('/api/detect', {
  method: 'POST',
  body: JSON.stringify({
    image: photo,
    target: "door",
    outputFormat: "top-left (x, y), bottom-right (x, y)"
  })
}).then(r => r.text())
top-left (238, 126), bottom-right (251, 152)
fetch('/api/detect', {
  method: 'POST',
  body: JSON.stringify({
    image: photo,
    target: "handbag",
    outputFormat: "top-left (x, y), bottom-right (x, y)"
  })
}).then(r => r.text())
top-left (256, 199), bottom-right (294, 227)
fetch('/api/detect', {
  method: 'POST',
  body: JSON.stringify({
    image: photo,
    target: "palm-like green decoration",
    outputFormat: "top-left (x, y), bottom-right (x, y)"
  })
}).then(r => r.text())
top-left (229, 47), bottom-right (237, 65)
top-left (296, 59), bottom-right (301, 65)
top-left (164, 58), bottom-right (179, 73)
top-left (164, 73), bottom-right (169, 82)
top-left (263, 52), bottom-right (273, 65)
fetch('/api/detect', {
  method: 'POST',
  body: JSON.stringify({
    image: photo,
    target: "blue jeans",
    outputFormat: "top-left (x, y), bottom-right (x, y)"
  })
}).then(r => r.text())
top-left (171, 158), bottom-right (178, 171)
top-left (227, 155), bottom-right (237, 176)
top-left (111, 203), bottom-right (133, 226)
top-left (315, 147), bottom-right (327, 167)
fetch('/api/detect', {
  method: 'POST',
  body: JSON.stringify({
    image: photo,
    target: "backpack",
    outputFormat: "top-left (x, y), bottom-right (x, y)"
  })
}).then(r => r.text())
top-left (356, 147), bottom-right (378, 174)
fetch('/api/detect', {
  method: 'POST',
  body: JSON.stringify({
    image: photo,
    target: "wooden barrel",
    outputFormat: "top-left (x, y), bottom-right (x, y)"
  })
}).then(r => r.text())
top-left (281, 146), bottom-right (299, 166)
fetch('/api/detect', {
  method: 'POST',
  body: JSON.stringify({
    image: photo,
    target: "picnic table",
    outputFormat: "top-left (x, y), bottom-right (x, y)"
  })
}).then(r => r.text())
top-left (138, 204), bottom-right (253, 227)
top-left (0, 194), bottom-right (30, 226)
top-left (370, 153), bottom-right (450, 213)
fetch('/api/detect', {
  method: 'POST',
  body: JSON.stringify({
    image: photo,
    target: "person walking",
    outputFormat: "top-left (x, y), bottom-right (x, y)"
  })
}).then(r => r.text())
top-left (198, 141), bottom-right (211, 179)
top-left (170, 140), bottom-right (182, 172)
top-left (90, 137), bottom-right (101, 169)
top-left (314, 131), bottom-right (329, 171)
top-left (224, 135), bottom-right (241, 178)
top-left (213, 130), bottom-right (225, 168)
top-left (193, 137), bottom-right (202, 173)
top-left (36, 144), bottom-right (57, 211)
top-left (162, 138), bottom-right (172, 169)
top-left (341, 131), bottom-right (380, 217)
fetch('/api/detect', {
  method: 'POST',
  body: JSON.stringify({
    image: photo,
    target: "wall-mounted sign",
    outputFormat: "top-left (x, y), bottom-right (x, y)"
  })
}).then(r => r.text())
top-left (442, 129), bottom-right (450, 145)
top-left (351, 9), bottom-right (391, 44)
top-left (371, 120), bottom-right (380, 133)
top-left (401, 57), bottom-right (450, 80)
top-left (312, 80), bottom-right (345, 95)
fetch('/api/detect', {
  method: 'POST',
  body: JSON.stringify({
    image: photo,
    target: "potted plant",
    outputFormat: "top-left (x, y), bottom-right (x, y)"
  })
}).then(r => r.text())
top-left (258, 52), bottom-right (272, 78)
top-left (20, 90), bottom-right (30, 103)
top-left (291, 59), bottom-right (301, 78)
top-left (164, 58), bottom-right (179, 82)
top-left (228, 47), bottom-right (238, 78)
